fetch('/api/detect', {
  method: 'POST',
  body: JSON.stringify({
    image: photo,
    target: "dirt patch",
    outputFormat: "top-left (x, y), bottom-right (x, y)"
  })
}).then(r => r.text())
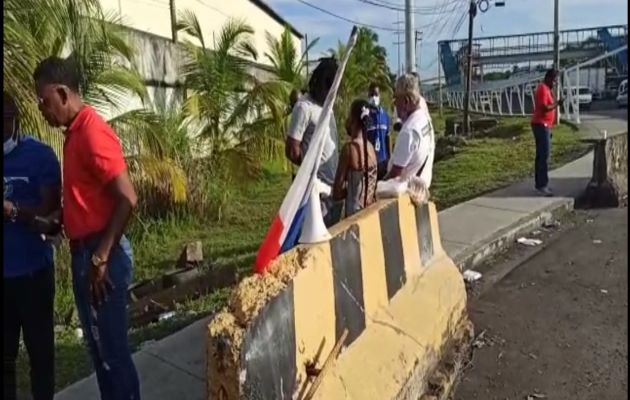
top-left (206, 247), bottom-right (310, 399)
top-left (207, 312), bottom-right (244, 400)
top-left (420, 317), bottom-right (474, 400)
top-left (227, 248), bottom-right (303, 324)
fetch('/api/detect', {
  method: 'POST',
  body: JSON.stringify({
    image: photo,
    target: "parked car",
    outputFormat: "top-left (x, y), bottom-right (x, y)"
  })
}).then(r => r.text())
top-left (563, 86), bottom-right (593, 110)
top-left (616, 79), bottom-right (628, 108)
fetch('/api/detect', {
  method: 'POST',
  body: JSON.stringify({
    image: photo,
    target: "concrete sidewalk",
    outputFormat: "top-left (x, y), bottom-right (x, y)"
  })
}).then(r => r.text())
top-left (55, 152), bottom-right (594, 400)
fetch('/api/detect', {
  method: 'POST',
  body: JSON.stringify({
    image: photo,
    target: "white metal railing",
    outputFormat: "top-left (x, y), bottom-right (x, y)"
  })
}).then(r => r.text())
top-left (426, 44), bottom-right (628, 124)
top-left (560, 44), bottom-right (628, 124)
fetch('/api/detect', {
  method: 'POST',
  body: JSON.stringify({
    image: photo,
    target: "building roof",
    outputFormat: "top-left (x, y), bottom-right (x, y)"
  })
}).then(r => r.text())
top-left (249, 0), bottom-right (303, 39)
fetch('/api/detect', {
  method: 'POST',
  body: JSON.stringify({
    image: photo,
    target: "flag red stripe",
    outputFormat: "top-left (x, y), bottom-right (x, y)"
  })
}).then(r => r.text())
top-left (254, 215), bottom-right (285, 274)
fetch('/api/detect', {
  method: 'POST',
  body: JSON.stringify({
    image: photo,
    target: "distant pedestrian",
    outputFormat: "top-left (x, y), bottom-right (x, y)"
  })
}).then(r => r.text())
top-left (385, 73), bottom-right (435, 189)
top-left (4, 92), bottom-right (61, 400)
top-left (34, 56), bottom-right (141, 400)
top-left (366, 83), bottom-right (391, 180)
top-left (531, 69), bottom-right (564, 197)
top-left (285, 57), bottom-right (341, 226)
top-left (333, 99), bottom-right (378, 217)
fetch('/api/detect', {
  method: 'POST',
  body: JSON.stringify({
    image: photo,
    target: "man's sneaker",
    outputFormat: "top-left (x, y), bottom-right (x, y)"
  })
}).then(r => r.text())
top-left (536, 187), bottom-right (553, 197)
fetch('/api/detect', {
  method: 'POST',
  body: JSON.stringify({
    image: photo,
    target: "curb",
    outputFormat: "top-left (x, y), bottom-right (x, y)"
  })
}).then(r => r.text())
top-left (450, 198), bottom-right (575, 272)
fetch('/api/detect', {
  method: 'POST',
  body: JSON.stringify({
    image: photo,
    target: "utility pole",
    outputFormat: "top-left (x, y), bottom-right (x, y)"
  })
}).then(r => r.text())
top-left (438, 46), bottom-right (443, 118)
top-left (462, 0), bottom-right (477, 135)
top-left (305, 34), bottom-right (310, 78)
top-left (169, 0), bottom-right (178, 43)
top-left (415, 30), bottom-right (423, 73)
top-left (405, 0), bottom-right (416, 73)
top-left (394, 16), bottom-right (403, 76)
top-left (553, 0), bottom-right (561, 125)
top-left (553, 0), bottom-right (560, 72)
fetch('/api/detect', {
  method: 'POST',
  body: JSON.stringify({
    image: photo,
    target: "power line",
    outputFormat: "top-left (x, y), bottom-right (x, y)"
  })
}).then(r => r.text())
top-left (355, 0), bottom-right (466, 15)
top-left (296, 0), bottom-right (400, 32)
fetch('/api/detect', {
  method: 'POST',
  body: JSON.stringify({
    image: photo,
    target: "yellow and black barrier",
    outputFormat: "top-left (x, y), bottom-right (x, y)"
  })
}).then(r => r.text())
top-left (207, 195), bottom-right (471, 400)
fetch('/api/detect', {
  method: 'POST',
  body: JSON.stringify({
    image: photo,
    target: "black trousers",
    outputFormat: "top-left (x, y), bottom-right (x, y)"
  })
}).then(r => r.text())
top-left (4, 266), bottom-right (55, 400)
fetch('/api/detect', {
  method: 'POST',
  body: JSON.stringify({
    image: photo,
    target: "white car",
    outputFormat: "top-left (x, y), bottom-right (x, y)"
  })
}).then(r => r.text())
top-left (563, 86), bottom-right (593, 110)
top-left (616, 79), bottom-right (628, 108)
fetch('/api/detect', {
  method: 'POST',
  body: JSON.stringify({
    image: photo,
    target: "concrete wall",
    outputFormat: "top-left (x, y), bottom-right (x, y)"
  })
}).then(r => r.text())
top-left (96, 27), bottom-right (278, 120)
top-left (99, 0), bottom-right (302, 67)
top-left (92, 0), bottom-right (300, 120)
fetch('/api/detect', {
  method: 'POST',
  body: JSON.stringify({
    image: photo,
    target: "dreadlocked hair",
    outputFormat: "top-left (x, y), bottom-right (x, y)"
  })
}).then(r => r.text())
top-left (308, 57), bottom-right (338, 105)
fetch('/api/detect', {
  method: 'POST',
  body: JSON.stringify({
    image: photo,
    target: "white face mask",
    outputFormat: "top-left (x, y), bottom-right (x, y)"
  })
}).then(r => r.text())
top-left (370, 95), bottom-right (380, 107)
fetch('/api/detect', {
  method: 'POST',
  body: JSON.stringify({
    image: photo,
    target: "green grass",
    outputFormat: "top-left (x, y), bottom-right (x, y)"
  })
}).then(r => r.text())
top-left (431, 117), bottom-right (590, 209)
top-left (16, 114), bottom-right (590, 396)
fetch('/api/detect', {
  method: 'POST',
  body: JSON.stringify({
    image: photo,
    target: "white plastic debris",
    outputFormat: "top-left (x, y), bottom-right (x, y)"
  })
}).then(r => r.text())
top-left (593, 239), bottom-right (602, 244)
top-left (517, 237), bottom-right (543, 246)
top-left (75, 328), bottom-right (83, 339)
top-left (463, 270), bottom-right (483, 283)
top-left (600, 289), bottom-right (609, 294)
top-left (158, 311), bottom-right (176, 322)
top-left (376, 178), bottom-right (408, 199)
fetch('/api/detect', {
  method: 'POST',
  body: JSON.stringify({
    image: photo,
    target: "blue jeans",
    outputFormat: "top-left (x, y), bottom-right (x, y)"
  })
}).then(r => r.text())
top-left (71, 235), bottom-right (140, 400)
top-left (531, 123), bottom-right (551, 189)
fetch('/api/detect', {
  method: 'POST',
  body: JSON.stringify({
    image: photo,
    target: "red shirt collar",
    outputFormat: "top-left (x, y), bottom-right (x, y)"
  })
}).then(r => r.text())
top-left (65, 105), bottom-right (92, 137)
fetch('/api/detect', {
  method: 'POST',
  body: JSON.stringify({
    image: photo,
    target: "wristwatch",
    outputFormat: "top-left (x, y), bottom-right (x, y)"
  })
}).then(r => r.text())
top-left (91, 254), bottom-right (108, 268)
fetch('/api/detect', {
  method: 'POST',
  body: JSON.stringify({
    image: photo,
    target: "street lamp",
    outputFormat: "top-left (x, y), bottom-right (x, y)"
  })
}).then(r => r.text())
top-left (462, 0), bottom-right (506, 135)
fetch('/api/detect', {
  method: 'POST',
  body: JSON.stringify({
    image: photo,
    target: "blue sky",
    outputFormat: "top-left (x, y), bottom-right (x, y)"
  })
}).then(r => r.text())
top-left (267, 0), bottom-right (627, 79)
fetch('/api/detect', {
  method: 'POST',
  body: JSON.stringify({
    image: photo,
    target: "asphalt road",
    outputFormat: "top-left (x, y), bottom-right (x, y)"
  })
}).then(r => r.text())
top-left (456, 207), bottom-right (628, 400)
top-left (586, 99), bottom-right (628, 121)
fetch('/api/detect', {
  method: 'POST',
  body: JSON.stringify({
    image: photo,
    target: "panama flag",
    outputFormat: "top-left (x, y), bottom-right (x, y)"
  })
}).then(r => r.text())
top-left (254, 27), bottom-right (359, 274)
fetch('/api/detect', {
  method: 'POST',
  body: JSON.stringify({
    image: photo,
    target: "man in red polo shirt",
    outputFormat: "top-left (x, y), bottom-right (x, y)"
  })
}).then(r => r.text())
top-left (33, 56), bottom-right (140, 400)
top-left (531, 69), bottom-right (564, 197)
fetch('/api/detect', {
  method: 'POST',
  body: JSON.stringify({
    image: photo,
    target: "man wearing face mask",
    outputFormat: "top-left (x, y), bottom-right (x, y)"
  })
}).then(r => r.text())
top-left (3, 92), bottom-right (61, 400)
top-left (366, 83), bottom-right (391, 180)
top-left (384, 73), bottom-right (435, 188)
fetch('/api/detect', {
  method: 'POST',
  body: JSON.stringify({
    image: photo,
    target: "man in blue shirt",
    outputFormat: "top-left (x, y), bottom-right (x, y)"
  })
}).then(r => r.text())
top-left (366, 83), bottom-right (391, 180)
top-left (3, 92), bottom-right (61, 400)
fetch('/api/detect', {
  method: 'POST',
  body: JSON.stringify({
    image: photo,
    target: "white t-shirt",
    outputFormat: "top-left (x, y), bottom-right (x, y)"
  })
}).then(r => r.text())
top-left (390, 101), bottom-right (435, 188)
top-left (286, 94), bottom-right (339, 185)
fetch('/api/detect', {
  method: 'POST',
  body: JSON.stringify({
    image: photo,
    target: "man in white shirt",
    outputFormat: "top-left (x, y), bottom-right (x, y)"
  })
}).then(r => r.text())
top-left (384, 73), bottom-right (435, 188)
top-left (285, 58), bottom-right (341, 225)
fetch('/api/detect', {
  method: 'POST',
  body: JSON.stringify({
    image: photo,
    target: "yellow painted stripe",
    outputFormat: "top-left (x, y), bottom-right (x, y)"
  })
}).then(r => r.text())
top-left (356, 211), bottom-right (388, 323)
top-left (427, 202), bottom-right (444, 256)
top-left (397, 195), bottom-right (422, 276)
top-left (292, 242), bottom-right (336, 396)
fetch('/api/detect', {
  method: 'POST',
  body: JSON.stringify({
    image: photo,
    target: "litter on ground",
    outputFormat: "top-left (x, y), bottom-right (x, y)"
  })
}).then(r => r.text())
top-left (517, 237), bottom-right (543, 246)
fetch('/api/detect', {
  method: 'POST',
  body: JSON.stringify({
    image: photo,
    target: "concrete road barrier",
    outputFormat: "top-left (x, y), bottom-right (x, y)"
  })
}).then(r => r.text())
top-left (582, 132), bottom-right (628, 207)
top-left (207, 195), bottom-right (471, 400)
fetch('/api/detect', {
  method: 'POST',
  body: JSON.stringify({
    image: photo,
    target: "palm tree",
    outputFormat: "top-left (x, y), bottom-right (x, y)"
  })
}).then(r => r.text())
top-left (328, 28), bottom-right (393, 136)
top-left (176, 12), bottom-right (289, 180)
top-left (4, 0), bottom-right (187, 210)
top-left (4, 0), bottom-right (145, 151)
top-left (264, 25), bottom-right (319, 92)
